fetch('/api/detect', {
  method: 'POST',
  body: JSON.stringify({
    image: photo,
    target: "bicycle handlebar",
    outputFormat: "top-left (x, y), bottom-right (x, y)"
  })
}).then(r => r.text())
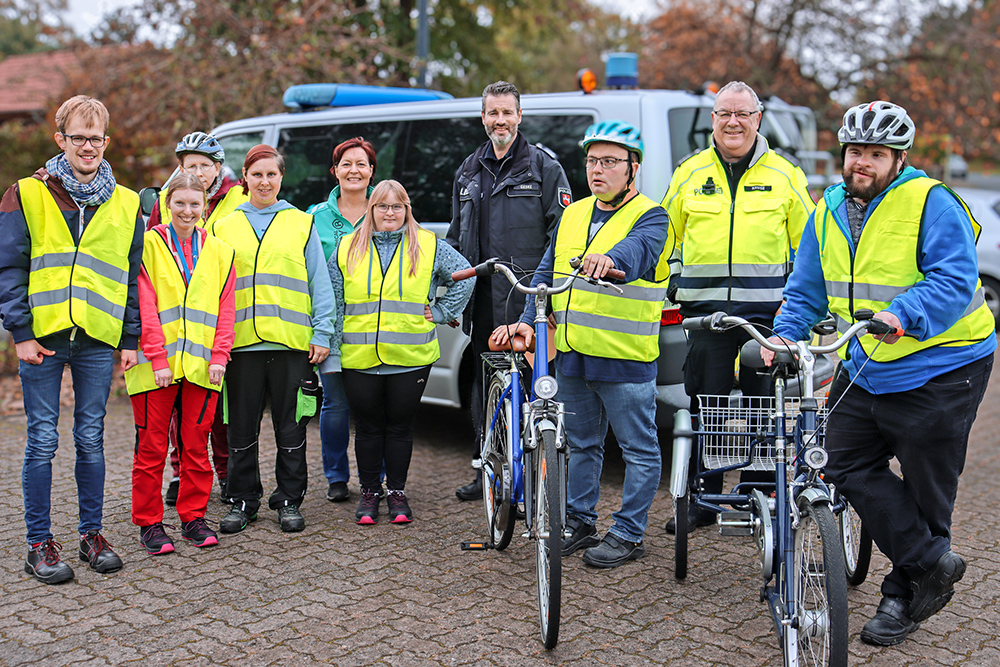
top-left (451, 257), bottom-right (626, 296)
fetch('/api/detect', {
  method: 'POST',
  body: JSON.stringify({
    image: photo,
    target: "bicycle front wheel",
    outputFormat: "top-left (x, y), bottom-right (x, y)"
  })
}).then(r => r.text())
top-left (839, 499), bottom-right (872, 586)
top-left (785, 498), bottom-right (848, 667)
top-left (535, 427), bottom-right (563, 649)
top-left (482, 370), bottom-right (516, 550)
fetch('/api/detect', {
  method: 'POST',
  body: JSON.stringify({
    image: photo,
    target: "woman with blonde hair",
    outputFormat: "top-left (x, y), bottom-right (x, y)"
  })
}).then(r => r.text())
top-left (329, 180), bottom-right (474, 524)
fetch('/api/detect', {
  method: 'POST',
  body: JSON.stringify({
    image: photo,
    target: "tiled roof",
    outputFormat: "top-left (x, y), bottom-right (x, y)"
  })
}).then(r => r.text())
top-left (0, 50), bottom-right (82, 119)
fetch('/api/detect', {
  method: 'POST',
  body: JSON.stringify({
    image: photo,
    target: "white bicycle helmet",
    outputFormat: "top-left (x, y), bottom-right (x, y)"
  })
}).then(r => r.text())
top-left (175, 131), bottom-right (226, 163)
top-left (838, 101), bottom-right (915, 150)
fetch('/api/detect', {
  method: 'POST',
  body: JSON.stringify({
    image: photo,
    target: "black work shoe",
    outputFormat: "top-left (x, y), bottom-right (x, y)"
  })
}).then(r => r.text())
top-left (218, 478), bottom-right (233, 504)
top-left (277, 505), bottom-right (305, 533)
top-left (455, 471), bottom-right (483, 501)
top-left (25, 539), bottom-right (74, 584)
top-left (664, 509), bottom-right (715, 535)
top-left (582, 532), bottom-right (646, 569)
top-left (165, 479), bottom-right (179, 507)
top-left (356, 489), bottom-right (382, 525)
top-left (860, 596), bottom-right (920, 646)
top-left (326, 481), bottom-right (349, 503)
top-left (909, 550), bottom-right (967, 623)
top-left (219, 506), bottom-right (257, 534)
top-left (561, 516), bottom-right (600, 556)
top-left (79, 530), bottom-right (123, 573)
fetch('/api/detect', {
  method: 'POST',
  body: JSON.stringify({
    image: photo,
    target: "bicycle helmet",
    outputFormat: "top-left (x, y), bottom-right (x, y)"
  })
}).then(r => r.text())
top-left (838, 101), bottom-right (915, 150)
top-left (175, 131), bottom-right (226, 163)
top-left (580, 120), bottom-right (644, 163)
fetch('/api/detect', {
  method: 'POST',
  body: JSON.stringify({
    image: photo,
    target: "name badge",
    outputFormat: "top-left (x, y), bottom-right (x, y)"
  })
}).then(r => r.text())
top-left (744, 185), bottom-right (772, 192)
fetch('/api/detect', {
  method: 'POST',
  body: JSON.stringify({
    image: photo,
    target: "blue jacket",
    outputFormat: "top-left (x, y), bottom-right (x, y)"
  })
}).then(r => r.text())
top-left (775, 167), bottom-right (996, 393)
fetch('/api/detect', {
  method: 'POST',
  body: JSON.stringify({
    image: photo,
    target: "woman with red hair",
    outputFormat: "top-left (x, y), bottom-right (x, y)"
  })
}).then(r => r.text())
top-left (208, 144), bottom-right (335, 535)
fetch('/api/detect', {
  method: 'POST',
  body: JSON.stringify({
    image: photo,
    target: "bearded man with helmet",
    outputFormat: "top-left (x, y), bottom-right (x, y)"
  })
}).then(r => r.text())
top-left (763, 101), bottom-right (995, 646)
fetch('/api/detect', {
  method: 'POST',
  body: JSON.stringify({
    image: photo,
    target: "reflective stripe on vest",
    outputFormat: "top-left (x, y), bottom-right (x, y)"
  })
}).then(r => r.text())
top-left (125, 230), bottom-right (234, 394)
top-left (817, 177), bottom-right (994, 362)
top-left (159, 184), bottom-right (248, 228)
top-left (550, 194), bottom-right (669, 362)
top-left (338, 228), bottom-right (439, 369)
top-left (210, 208), bottom-right (313, 351)
top-left (19, 177), bottom-right (138, 347)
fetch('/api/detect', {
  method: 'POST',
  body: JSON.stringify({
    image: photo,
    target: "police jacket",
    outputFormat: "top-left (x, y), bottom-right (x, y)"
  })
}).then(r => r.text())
top-left (447, 133), bottom-right (570, 333)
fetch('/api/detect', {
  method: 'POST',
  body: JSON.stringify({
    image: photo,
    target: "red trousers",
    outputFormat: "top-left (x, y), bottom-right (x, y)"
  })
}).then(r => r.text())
top-left (131, 381), bottom-right (219, 525)
top-left (168, 397), bottom-right (228, 481)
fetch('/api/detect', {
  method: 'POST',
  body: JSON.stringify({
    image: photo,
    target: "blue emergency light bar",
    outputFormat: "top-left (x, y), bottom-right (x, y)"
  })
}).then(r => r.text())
top-left (283, 83), bottom-right (454, 110)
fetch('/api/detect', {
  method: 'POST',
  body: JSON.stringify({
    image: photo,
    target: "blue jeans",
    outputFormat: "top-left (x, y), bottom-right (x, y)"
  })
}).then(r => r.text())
top-left (20, 333), bottom-right (114, 544)
top-left (320, 371), bottom-right (351, 484)
top-left (556, 370), bottom-right (661, 543)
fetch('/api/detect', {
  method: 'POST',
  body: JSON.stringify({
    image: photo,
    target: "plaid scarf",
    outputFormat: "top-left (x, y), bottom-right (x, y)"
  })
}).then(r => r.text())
top-left (45, 153), bottom-right (117, 207)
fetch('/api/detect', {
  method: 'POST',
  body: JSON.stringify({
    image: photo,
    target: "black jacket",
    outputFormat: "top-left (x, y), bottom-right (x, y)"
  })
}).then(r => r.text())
top-left (446, 134), bottom-right (570, 333)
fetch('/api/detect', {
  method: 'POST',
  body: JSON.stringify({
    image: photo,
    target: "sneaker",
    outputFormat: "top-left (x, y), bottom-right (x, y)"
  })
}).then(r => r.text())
top-left (165, 478), bottom-right (179, 507)
top-left (909, 550), bottom-right (967, 623)
top-left (326, 481), bottom-right (349, 503)
top-left (860, 596), bottom-right (920, 646)
top-left (180, 518), bottom-right (219, 547)
top-left (219, 505), bottom-right (257, 534)
top-left (277, 505), bottom-right (305, 533)
top-left (386, 490), bottom-right (413, 523)
top-left (561, 515), bottom-right (600, 556)
top-left (455, 471), bottom-right (483, 501)
top-left (79, 530), bottom-right (124, 573)
top-left (582, 532), bottom-right (646, 569)
top-left (138, 523), bottom-right (175, 555)
top-left (24, 539), bottom-right (74, 584)
top-left (355, 489), bottom-right (381, 525)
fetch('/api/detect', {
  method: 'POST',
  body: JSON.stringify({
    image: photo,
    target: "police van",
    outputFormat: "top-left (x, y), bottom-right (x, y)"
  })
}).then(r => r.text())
top-left (205, 54), bottom-right (833, 433)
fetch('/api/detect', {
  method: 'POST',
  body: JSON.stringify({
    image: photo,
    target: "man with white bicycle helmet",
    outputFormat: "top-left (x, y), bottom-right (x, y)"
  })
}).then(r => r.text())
top-left (768, 100), bottom-right (995, 646)
top-left (493, 120), bottom-right (674, 568)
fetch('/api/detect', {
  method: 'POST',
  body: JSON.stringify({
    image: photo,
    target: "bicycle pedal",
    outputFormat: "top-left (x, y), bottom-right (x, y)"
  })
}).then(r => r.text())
top-left (460, 541), bottom-right (494, 551)
top-left (718, 511), bottom-right (753, 536)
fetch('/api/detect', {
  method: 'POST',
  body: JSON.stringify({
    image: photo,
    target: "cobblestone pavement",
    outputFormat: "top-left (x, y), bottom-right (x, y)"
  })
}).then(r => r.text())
top-left (1, 365), bottom-right (998, 667)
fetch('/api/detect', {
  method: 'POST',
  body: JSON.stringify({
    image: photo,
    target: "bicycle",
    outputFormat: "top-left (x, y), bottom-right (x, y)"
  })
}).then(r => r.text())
top-left (455, 256), bottom-right (625, 649)
top-left (670, 311), bottom-right (898, 667)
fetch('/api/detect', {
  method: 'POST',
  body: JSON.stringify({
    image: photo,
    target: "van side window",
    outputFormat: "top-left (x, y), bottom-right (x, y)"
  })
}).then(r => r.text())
top-left (218, 132), bottom-right (264, 179)
top-left (667, 107), bottom-right (713, 168)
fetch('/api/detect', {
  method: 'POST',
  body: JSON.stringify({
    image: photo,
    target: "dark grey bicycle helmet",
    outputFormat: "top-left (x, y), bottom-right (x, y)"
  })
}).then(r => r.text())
top-left (175, 131), bottom-right (226, 163)
top-left (838, 101), bottom-right (915, 150)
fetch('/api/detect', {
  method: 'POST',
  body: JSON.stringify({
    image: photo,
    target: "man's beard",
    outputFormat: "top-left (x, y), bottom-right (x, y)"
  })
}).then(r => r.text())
top-left (487, 123), bottom-right (517, 148)
top-left (843, 166), bottom-right (897, 201)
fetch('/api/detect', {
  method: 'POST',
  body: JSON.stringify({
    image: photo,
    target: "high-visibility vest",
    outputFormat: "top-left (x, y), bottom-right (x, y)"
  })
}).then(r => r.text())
top-left (210, 208), bottom-right (314, 351)
top-left (158, 184), bottom-right (247, 228)
top-left (817, 177), bottom-right (994, 362)
top-left (551, 194), bottom-right (670, 362)
top-left (338, 228), bottom-right (439, 369)
top-left (125, 230), bottom-right (234, 394)
top-left (19, 177), bottom-right (138, 348)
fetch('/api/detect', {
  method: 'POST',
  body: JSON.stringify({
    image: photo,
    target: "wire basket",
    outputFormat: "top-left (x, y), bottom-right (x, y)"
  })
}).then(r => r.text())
top-left (696, 395), bottom-right (828, 472)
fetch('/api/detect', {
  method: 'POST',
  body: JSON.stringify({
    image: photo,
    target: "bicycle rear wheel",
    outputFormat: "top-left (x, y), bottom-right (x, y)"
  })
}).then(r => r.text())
top-left (785, 498), bottom-right (848, 667)
top-left (535, 427), bottom-right (563, 649)
top-left (482, 370), bottom-right (516, 550)
top-left (673, 492), bottom-right (689, 580)
top-left (839, 499), bottom-right (872, 586)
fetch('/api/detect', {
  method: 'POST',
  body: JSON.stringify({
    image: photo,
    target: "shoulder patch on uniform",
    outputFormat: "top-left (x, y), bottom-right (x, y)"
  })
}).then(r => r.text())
top-left (558, 187), bottom-right (572, 208)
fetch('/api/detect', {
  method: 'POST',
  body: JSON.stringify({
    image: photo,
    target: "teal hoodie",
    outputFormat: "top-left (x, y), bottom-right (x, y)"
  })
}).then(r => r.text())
top-left (307, 185), bottom-right (373, 261)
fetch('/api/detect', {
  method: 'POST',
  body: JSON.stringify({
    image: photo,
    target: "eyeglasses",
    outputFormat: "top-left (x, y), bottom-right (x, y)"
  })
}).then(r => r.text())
top-left (61, 133), bottom-right (107, 147)
top-left (182, 163), bottom-right (219, 174)
top-left (713, 109), bottom-right (759, 121)
top-left (584, 156), bottom-right (631, 170)
top-left (374, 203), bottom-right (406, 213)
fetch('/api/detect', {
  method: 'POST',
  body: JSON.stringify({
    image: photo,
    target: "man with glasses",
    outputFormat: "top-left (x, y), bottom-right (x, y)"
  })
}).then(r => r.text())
top-left (661, 81), bottom-right (814, 534)
top-left (447, 80), bottom-right (571, 501)
top-left (0, 95), bottom-right (143, 583)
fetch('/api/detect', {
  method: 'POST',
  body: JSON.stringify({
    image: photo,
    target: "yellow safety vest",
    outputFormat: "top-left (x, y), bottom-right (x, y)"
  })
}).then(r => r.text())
top-left (125, 230), bottom-right (234, 394)
top-left (19, 177), bottom-right (138, 348)
top-left (817, 177), bottom-right (994, 362)
top-left (210, 208), bottom-right (314, 351)
top-left (158, 185), bottom-right (248, 228)
top-left (339, 228), bottom-right (439, 369)
top-left (551, 194), bottom-right (670, 362)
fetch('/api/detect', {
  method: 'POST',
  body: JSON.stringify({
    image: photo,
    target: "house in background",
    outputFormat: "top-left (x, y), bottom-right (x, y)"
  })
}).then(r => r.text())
top-left (0, 50), bottom-right (81, 125)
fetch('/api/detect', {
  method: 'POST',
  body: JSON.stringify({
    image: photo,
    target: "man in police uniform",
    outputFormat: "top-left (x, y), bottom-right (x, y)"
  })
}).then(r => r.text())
top-left (447, 80), bottom-right (571, 501)
top-left (0, 95), bottom-right (143, 583)
top-left (662, 81), bottom-right (814, 532)
top-left (766, 101), bottom-right (994, 646)
top-left (494, 121), bottom-right (672, 568)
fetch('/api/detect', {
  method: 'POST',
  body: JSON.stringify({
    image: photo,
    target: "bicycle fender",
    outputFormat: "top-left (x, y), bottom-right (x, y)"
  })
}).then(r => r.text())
top-left (670, 409), bottom-right (693, 499)
top-left (797, 486), bottom-right (832, 508)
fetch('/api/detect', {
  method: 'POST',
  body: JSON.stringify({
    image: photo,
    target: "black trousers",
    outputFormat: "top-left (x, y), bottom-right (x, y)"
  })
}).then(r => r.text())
top-left (684, 320), bottom-right (774, 496)
top-left (342, 366), bottom-right (430, 492)
top-left (468, 282), bottom-right (495, 459)
top-left (824, 354), bottom-right (992, 600)
top-left (225, 350), bottom-right (315, 515)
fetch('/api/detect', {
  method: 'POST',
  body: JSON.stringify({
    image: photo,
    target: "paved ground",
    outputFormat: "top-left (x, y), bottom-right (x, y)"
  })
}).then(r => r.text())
top-left (1, 364), bottom-right (999, 666)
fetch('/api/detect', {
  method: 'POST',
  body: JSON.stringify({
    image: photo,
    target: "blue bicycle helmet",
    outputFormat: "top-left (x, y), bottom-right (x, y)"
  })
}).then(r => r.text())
top-left (580, 120), bottom-right (644, 163)
top-left (175, 131), bottom-right (226, 163)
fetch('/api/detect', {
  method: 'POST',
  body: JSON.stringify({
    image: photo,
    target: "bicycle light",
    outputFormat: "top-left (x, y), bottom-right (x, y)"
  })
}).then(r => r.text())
top-left (534, 376), bottom-right (558, 400)
top-left (803, 447), bottom-right (828, 470)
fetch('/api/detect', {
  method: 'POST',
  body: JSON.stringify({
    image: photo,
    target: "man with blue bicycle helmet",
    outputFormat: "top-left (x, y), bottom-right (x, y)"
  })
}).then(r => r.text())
top-left (493, 120), bottom-right (674, 568)
top-left (768, 101), bottom-right (995, 646)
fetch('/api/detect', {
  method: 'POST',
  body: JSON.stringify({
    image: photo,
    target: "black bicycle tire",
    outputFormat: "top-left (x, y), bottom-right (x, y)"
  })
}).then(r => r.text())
top-left (536, 428), bottom-right (562, 649)
top-left (674, 492), bottom-right (689, 580)
top-left (482, 370), bottom-right (516, 550)
top-left (840, 500), bottom-right (873, 586)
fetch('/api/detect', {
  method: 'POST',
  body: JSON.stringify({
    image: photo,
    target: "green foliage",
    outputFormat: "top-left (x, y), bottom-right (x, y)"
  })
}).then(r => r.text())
top-left (0, 120), bottom-right (56, 194)
top-left (0, 0), bottom-right (70, 56)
